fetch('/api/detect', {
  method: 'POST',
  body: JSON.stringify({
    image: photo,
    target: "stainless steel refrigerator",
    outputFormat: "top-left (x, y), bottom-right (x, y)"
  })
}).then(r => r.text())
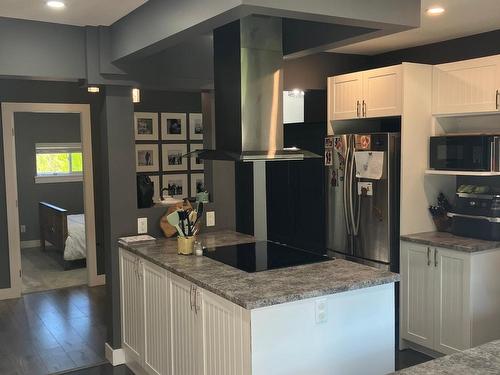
top-left (326, 132), bottom-right (400, 271)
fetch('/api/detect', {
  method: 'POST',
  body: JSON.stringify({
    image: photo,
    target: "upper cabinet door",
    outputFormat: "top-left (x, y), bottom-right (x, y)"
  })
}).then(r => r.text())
top-left (433, 247), bottom-right (471, 355)
top-left (330, 72), bottom-right (363, 120)
top-left (400, 242), bottom-right (435, 348)
top-left (432, 55), bottom-right (500, 115)
top-left (362, 65), bottom-right (402, 118)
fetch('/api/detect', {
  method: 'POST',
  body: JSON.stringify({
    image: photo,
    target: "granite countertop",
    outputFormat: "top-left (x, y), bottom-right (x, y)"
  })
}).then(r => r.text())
top-left (394, 340), bottom-right (500, 374)
top-left (400, 232), bottom-right (500, 253)
top-left (119, 230), bottom-right (400, 310)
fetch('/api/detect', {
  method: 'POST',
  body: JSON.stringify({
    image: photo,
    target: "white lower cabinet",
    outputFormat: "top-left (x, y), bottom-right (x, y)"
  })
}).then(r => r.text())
top-left (119, 249), bottom-right (249, 375)
top-left (401, 242), bottom-right (500, 355)
top-left (120, 250), bottom-right (144, 366)
top-left (169, 273), bottom-right (202, 375)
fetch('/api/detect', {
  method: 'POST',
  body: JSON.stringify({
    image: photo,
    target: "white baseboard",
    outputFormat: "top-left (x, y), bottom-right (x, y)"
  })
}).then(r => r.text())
top-left (21, 240), bottom-right (41, 249)
top-left (0, 287), bottom-right (20, 301)
top-left (105, 343), bottom-right (125, 366)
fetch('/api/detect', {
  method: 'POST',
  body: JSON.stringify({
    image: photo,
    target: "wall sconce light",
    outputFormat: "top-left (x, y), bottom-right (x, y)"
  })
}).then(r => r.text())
top-left (132, 88), bottom-right (141, 103)
top-left (87, 86), bottom-right (100, 93)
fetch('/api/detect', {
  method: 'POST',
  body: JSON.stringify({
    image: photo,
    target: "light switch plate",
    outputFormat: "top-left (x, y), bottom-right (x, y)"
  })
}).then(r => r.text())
top-left (206, 211), bottom-right (215, 227)
top-left (315, 298), bottom-right (328, 324)
top-left (137, 217), bottom-right (148, 234)
top-left (20, 225), bottom-right (26, 233)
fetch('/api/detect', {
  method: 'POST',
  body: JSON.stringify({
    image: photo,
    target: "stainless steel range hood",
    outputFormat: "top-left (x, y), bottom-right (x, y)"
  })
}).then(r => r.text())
top-left (193, 15), bottom-right (321, 162)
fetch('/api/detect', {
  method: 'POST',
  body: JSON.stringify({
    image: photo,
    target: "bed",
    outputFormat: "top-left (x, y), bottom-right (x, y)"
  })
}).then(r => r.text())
top-left (39, 202), bottom-right (87, 269)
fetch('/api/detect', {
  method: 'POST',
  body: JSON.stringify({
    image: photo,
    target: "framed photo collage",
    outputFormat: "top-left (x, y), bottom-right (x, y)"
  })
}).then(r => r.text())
top-left (134, 112), bottom-right (204, 203)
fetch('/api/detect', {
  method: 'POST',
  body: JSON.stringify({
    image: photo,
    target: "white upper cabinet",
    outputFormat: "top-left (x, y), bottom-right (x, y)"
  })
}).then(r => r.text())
top-left (363, 66), bottom-right (402, 118)
top-left (329, 65), bottom-right (402, 121)
top-left (329, 72), bottom-right (363, 120)
top-left (432, 55), bottom-right (500, 115)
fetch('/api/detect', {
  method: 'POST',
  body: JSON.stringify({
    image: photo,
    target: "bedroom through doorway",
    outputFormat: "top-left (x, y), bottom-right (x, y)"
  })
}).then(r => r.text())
top-left (15, 112), bottom-right (88, 294)
top-left (2, 102), bottom-right (102, 300)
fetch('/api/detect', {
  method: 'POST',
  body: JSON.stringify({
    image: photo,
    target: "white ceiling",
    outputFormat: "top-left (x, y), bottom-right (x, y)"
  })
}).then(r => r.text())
top-left (0, 0), bottom-right (147, 27)
top-left (331, 0), bottom-right (500, 55)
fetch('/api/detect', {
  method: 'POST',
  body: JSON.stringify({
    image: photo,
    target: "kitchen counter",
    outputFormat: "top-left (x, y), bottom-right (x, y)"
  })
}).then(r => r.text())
top-left (395, 340), bottom-right (500, 374)
top-left (400, 231), bottom-right (500, 253)
top-left (119, 230), bottom-right (399, 310)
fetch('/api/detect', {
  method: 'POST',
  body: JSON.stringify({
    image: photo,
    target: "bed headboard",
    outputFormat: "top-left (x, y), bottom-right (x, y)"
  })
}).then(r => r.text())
top-left (39, 202), bottom-right (68, 252)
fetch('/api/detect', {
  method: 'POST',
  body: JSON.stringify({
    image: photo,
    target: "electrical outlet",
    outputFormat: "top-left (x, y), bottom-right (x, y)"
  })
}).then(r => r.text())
top-left (206, 211), bottom-right (215, 227)
top-left (137, 217), bottom-right (148, 234)
top-left (20, 225), bottom-right (26, 233)
top-left (315, 298), bottom-right (328, 324)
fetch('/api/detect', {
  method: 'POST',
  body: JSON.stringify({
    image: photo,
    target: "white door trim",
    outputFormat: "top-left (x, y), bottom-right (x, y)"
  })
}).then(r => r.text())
top-left (1, 102), bottom-right (105, 299)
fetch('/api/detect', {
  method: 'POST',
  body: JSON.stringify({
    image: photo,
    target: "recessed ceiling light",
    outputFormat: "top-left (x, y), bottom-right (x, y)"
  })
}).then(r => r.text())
top-left (426, 6), bottom-right (445, 15)
top-left (46, 1), bottom-right (66, 9)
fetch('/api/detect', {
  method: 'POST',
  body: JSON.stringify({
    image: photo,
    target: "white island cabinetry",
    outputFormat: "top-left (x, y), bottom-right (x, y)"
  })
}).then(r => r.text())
top-left (119, 247), bottom-right (397, 375)
top-left (120, 249), bottom-right (248, 375)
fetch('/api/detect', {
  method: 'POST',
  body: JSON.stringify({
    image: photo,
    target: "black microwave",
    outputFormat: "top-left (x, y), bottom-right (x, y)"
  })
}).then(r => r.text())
top-left (430, 135), bottom-right (500, 171)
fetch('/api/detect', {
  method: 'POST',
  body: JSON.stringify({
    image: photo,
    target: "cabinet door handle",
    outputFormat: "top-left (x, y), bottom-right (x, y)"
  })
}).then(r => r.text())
top-left (496, 90), bottom-right (499, 110)
top-left (434, 249), bottom-right (438, 267)
top-left (356, 100), bottom-right (360, 117)
top-left (134, 258), bottom-right (139, 279)
top-left (195, 288), bottom-right (201, 314)
top-left (362, 100), bottom-right (366, 117)
top-left (190, 285), bottom-right (195, 311)
top-left (427, 247), bottom-right (431, 266)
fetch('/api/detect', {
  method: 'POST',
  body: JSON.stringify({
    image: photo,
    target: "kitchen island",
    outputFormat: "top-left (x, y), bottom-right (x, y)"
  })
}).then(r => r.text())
top-left (118, 230), bottom-right (399, 375)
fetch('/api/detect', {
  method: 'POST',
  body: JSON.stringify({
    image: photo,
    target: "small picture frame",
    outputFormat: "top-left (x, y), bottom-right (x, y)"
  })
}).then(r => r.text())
top-left (161, 113), bottom-right (187, 140)
top-left (162, 174), bottom-right (188, 200)
top-left (136, 144), bottom-right (159, 172)
top-left (134, 112), bottom-right (158, 141)
top-left (162, 144), bottom-right (188, 172)
top-left (189, 144), bottom-right (204, 171)
top-left (148, 175), bottom-right (160, 203)
top-left (325, 149), bottom-right (333, 166)
top-left (190, 173), bottom-right (205, 197)
top-left (325, 136), bottom-right (334, 149)
top-left (189, 113), bottom-right (203, 140)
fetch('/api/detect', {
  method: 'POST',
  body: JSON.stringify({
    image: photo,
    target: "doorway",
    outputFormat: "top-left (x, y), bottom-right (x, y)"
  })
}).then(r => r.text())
top-left (1, 103), bottom-right (104, 300)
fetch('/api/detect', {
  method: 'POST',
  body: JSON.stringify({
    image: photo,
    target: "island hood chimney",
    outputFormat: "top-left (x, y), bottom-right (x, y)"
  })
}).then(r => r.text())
top-left (196, 15), bottom-right (320, 162)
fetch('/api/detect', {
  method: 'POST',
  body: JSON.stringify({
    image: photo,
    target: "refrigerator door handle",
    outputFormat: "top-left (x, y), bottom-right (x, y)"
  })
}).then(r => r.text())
top-left (348, 140), bottom-right (360, 236)
top-left (343, 138), bottom-right (352, 235)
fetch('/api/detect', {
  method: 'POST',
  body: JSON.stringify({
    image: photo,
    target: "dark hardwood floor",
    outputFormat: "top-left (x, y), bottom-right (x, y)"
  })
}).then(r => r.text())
top-left (59, 364), bottom-right (134, 375)
top-left (397, 349), bottom-right (434, 370)
top-left (0, 285), bottom-right (107, 375)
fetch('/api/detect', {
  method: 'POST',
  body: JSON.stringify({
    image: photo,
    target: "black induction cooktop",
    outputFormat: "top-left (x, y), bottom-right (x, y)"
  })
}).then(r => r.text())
top-left (203, 241), bottom-right (332, 273)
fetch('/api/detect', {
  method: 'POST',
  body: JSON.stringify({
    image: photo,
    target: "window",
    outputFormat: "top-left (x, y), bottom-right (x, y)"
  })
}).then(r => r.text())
top-left (35, 143), bottom-right (83, 183)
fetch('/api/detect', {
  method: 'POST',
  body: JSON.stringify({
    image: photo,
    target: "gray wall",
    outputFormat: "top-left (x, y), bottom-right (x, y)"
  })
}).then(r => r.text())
top-left (0, 17), bottom-right (86, 79)
top-left (99, 86), bottom-right (137, 348)
top-left (283, 52), bottom-right (370, 90)
top-left (0, 79), bottom-right (105, 288)
top-left (134, 89), bottom-right (203, 238)
top-left (14, 113), bottom-right (83, 242)
top-left (369, 29), bottom-right (500, 68)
